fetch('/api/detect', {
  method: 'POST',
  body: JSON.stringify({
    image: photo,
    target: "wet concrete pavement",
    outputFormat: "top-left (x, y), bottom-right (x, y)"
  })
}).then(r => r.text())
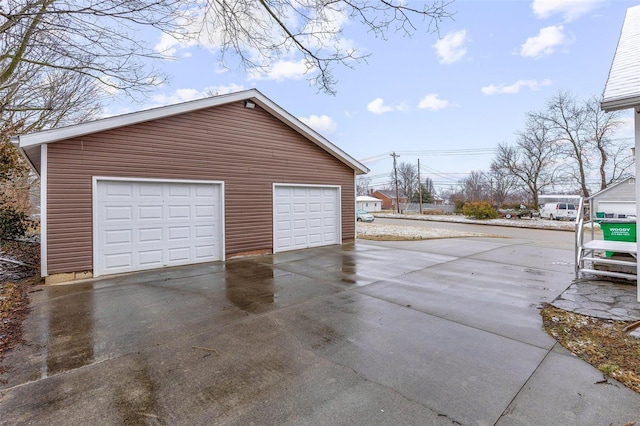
top-left (1, 235), bottom-right (639, 425)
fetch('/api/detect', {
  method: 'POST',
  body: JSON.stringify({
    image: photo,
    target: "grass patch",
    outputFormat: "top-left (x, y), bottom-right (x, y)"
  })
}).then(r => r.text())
top-left (540, 304), bottom-right (640, 393)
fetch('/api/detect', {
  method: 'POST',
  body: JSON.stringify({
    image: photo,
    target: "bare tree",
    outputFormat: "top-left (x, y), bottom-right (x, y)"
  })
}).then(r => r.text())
top-left (199, 0), bottom-right (454, 94)
top-left (488, 164), bottom-right (518, 206)
top-left (492, 114), bottom-right (558, 208)
top-left (460, 170), bottom-right (489, 202)
top-left (0, 64), bottom-right (101, 218)
top-left (583, 96), bottom-right (632, 189)
top-left (0, 0), bottom-right (191, 103)
top-left (1, 1), bottom-right (454, 99)
top-left (356, 176), bottom-right (371, 196)
top-left (390, 162), bottom-right (418, 201)
top-left (533, 91), bottom-right (629, 197)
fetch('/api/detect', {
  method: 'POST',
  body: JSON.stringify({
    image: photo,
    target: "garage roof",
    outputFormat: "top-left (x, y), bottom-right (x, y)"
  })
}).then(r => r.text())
top-left (12, 89), bottom-right (369, 175)
top-left (601, 5), bottom-right (640, 112)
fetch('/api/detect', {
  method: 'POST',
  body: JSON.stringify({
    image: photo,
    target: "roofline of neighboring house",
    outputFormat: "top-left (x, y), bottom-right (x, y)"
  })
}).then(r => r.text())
top-left (601, 96), bottom-right (640, 112)
top-left (11, 88), bottom-right (369, 175)
top-left (601, 5), bottom-right (640, 112)
top-left (586, 176), bottom-right (636, 201)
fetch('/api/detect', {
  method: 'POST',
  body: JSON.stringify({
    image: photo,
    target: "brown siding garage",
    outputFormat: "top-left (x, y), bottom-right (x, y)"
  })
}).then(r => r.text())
top-left (13, 90), bottom-right (368, 282)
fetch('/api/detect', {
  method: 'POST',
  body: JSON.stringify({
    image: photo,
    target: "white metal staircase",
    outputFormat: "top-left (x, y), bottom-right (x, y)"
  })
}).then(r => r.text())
top-left (575, 196), bottom-right (637, 280)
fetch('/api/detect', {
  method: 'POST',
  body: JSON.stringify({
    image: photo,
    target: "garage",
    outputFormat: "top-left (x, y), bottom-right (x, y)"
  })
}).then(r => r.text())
top-left (273, 185), bottom-right (340, 252)
top-left (93, 178), bottom-right (224, 276)
top-left (12, 89), bottom-right (368, 283)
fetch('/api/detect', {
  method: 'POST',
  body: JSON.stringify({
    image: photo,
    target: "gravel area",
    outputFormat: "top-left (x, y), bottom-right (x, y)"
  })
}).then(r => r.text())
top-left (357, 222), bottom-right (494, 239)
top-left (358, 213), bottom-right (588, 239)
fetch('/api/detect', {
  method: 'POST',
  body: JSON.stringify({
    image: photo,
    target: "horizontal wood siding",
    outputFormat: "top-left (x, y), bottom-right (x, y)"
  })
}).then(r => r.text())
top-left (47, 102), bottom-right (355, 274)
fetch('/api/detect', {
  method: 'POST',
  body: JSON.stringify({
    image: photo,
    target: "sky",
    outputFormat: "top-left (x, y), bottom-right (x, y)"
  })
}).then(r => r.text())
top-left (106, 0), bottom-right (640, 193)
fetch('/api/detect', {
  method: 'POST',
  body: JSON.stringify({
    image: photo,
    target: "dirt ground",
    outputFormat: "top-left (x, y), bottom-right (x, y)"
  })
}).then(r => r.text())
top-left (0, 239), bottom-right (41, 378)
top-left (540, 304), bottom-right (640, 394)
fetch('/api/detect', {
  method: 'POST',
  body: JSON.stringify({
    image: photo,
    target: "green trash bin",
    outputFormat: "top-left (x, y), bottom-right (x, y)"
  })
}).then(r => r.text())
top-left (595, 211), bottom-right (605, 223)
top-left (600, 220), bottom-right (636, 257)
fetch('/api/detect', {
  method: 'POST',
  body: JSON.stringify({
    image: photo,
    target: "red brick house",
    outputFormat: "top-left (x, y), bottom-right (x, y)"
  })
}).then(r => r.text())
top-left (372, 189), bottom-right (408, 211)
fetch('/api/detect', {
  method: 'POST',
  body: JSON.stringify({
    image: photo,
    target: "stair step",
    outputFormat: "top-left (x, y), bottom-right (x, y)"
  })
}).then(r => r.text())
top-left (578, 268), bottom-right (637, 280)
top-left (580, 257), bottom-right (637, 267)
top-left (582, 239), bottom-right (637, 255)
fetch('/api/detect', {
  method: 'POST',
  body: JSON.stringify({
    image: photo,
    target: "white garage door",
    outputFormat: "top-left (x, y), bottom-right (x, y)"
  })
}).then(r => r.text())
top-left (94, 179), bottom-right (223, 276)
top-left (273, 185), bottom-right (340, 253)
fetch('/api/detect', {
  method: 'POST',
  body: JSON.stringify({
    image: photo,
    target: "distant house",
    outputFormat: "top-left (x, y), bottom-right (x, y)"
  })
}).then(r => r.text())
top-left (600, 4), bottom-right (640, 300)
top-left (587, 177), bottom-right (636, 219)
top-left (371, 189), bottom-right (408, 211)
top-left (356, 195), bottom-right (382, 212)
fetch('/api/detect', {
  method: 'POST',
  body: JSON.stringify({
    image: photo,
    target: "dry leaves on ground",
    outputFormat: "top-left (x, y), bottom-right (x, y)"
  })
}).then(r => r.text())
top-left (0, 239), bottom-right (41, 377)
top-left (541, 304), bottom-right (640, 393)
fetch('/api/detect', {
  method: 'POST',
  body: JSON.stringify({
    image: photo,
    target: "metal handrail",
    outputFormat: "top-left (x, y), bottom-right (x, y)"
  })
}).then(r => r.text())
top-left (575, 196), bottom-right (585, 279)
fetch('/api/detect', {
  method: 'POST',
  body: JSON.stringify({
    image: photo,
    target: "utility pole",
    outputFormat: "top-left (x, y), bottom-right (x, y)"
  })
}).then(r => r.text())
top-left (418, 158), bottom-right (423, 214)
top-left (391, 152), bottom-right (400, 213)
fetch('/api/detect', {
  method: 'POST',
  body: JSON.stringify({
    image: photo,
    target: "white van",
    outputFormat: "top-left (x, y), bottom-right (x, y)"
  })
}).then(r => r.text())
top-left (539, 202), bottom-right (578, 221)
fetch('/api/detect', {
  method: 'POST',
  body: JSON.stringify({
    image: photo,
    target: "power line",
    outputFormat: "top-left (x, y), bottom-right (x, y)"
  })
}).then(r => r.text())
top-left (358, 148), bottom-right (497, 163)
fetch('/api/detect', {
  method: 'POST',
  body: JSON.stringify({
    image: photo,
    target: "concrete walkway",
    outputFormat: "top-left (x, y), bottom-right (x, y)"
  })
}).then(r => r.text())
top-left (1, 235), bottom-right (639, 425)
top-left (552, 280), bottom-right (640, 321)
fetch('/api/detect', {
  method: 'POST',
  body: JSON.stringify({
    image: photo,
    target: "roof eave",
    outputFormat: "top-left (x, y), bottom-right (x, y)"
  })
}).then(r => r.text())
top-left (14, 88), bottom-right (369, 175)
top-left (242, 94), bottom-right (369, 175)
top-left (601, 95), bottom-right (640, 112)
top-left (17, 89), bottom-right (260, 148)
top-left (10, 136), bottom-right (40, 176)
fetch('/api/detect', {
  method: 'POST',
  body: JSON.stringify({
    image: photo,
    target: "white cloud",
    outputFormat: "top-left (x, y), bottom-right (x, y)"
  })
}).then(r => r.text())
top-left (531, 0), bottom-right (605, 22)
top-left (417, 94), bottom-right (451, 111)
top-left (520, 25), bottom-right (567, 58)
top-left (248, 60), bottom-right (309, 81)
top-left (367, 98), bottom-right (406, 115)
top-left (299, 114), bottom-right (337, 135)
top-left (481, 79), bottom-right (552, 95)
top-left (148, 84), bottom-right (247, 108)
top-left (204, 83), bottom-right (247, 96)
top-left (433, 30), bottom-right (468, 64)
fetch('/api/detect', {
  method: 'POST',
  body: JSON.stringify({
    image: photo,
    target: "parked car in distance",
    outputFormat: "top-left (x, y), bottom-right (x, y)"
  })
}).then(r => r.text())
top-left (498, 205), bottom-right (539, 219)
top-left (539, 202), bottom-right (578, 220)
top-left (356, 209), bottom-right (374, 222)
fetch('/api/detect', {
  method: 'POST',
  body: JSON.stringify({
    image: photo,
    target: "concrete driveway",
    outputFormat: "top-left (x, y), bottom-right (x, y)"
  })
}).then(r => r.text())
top-left (1, 234), bottom-right (639, 425)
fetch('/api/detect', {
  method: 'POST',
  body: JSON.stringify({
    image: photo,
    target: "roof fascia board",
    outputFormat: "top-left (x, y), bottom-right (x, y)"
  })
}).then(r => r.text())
top-left (586, 176), bottom-right (635, 200)
top-left (17, 90), bottom-right (258, 148)
top-left (601, 96), bottom-right (640, 112)
top-left (10, 136), bottom-right (39, 176)
top-left (15, 88), bottom-right (369, 175)
top-left (252, 93), bottom-right (369, 175)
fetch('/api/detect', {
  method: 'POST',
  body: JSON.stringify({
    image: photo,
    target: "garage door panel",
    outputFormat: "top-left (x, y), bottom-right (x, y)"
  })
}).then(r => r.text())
top-left (195, 225), bottom-right (215, 238)
top-left (274, 185), bottom-right (340, 253)
top-left (168, 226), bottom-right (190, 240)
top-left (138, 228), bottom-right (162, 243)
top-left (138, 250), bottom-right (163, 266)
top-left (195, 205), bottom-right (215, 218)
top-left (95, 180), bottom-right (223, 276)
top-left (105, 252), bottom-right (133, 270)
top-left (105, 206), bottom-right (133, 221)
top-left (139, 183), bottom-right (163, 197)
top-left (104, 181), bottom-right (134, 197)
top-left (168, 184), bottom-right (190, 197)
top-left (139, 205), bottom-right (163, 220)
top-left (104, 229), bottom-right (132, 245)
top-left (168, 247), bottom-right (190, 262)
